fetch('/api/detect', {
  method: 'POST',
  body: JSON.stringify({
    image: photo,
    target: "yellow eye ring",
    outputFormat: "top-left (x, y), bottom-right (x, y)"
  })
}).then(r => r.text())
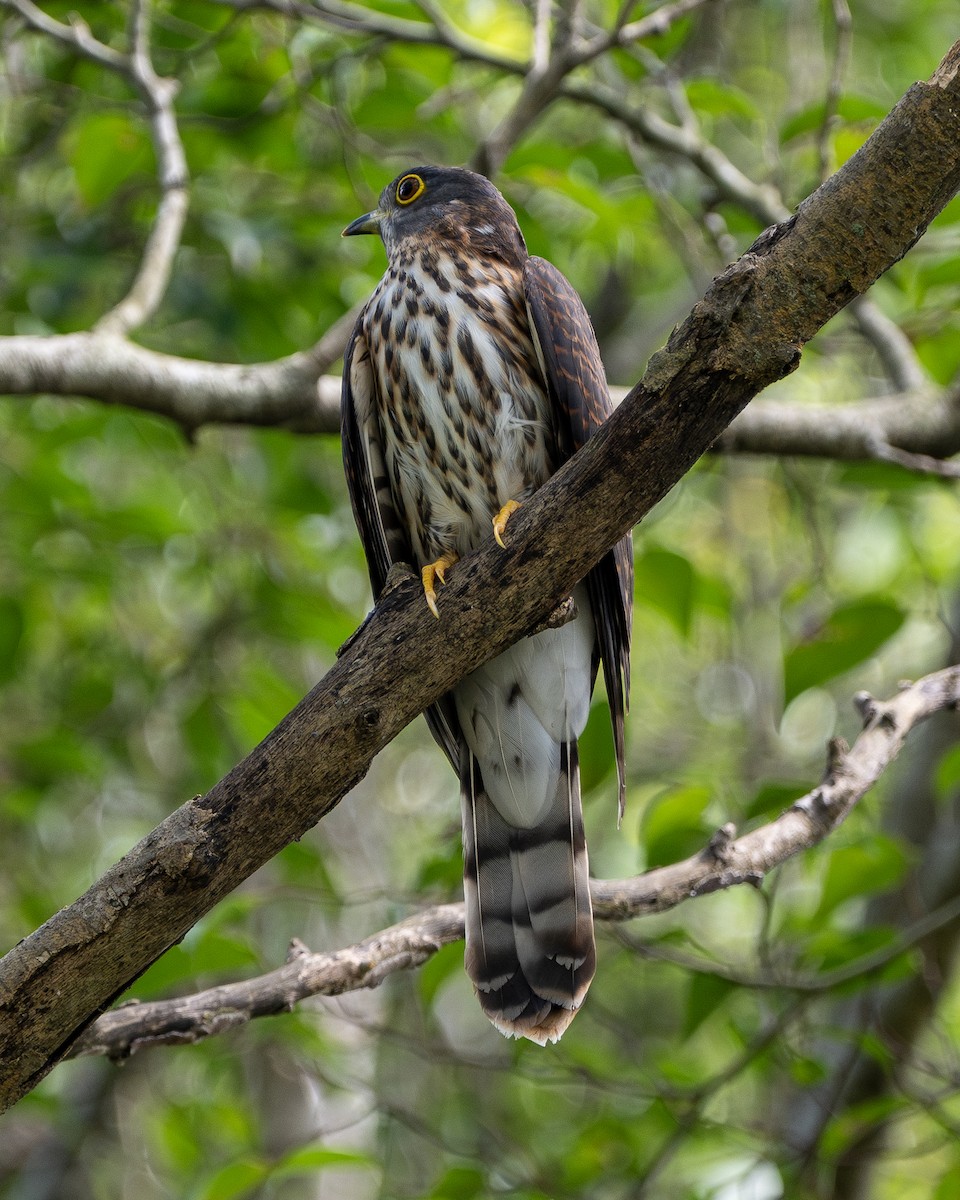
top-left (395, 173), bottom-right (425, 205)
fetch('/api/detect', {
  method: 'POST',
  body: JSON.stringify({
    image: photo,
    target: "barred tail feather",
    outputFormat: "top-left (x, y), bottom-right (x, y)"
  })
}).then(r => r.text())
top-left (461, 743), bottom-right (595, 1045)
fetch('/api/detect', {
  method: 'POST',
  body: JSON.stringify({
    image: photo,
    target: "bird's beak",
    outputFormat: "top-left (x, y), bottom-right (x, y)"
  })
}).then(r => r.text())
top-left (342, 209), bottom-right (384, 237)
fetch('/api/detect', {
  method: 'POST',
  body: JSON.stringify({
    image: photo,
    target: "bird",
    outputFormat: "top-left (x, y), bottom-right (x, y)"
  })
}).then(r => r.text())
top-left (340, 165), bottom-right (632, 1044)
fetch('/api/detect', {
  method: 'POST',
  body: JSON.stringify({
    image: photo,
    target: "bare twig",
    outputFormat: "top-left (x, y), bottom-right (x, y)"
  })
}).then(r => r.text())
top-left (65, 666), bottom-right (960, 1062)
top-left (471, 0), bottom-right (579, 177)
top-left (817, 0), bottom-right (853, 183)
top-left (531, 0), bottom-right (552, 74)
top-left (582, 0), bottom-right (717, 61)
top-left (0, 0), bottom-right (127, 70)
top-left (865, 434), bottom-right (960, 478)
top-left (96, 0), bottom-right (189, 335)
top-left (848, 294), bottom-right (930, 393)
top-left (615, 891), bottom-right (960, 993)
top-left (219, 0), bottom-right (519, 73)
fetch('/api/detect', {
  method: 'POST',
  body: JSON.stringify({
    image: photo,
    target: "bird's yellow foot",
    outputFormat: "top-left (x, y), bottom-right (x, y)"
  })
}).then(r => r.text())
top-left (492, 500), bottom-right (522, 548)
top-left (421, 552), bottom-right (459, 619)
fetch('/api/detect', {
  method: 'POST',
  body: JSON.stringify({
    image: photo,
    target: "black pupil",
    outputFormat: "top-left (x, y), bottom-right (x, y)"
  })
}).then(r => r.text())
top-left (399, 177), bottom-right (418, 201)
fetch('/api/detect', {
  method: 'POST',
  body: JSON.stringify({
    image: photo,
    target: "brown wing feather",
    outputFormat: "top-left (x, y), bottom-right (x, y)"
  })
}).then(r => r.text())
top-left (522, 256), bottom-right (633, 815)
top-left (341, 316), bottom-right (461, 767)
top-left (341, 321), bottom-right (394, 595)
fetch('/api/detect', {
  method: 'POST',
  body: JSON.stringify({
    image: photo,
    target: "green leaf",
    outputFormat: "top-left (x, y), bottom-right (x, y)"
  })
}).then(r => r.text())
top-left (934, 744), bottom-right (960, 802)
top-left (66, 113), bottom-right (152, 208)
top-left (685, 78), bottom-right (759, 120)
top-left (197, 1158), bottom-right (267, 1200)
top-left (789, 1056), bottom-right (827, 1087)
top-left (814, 837), bottom-right (910, 920)
top-left (643, 785), bottom-right (711, 869)
top-left (683, 972), bottom-right (736, 1039)
top-left (743, 780), bottom-right (813, 821)
top-left (418, 940), bottom-right (463, 1008)
top-left (427, 1166), bottom-right (486, 1199)
top-left (0, 595), bottom-right (24, 682)
top-left (272, 1145), bottom-right (373, 1179)
top-left (634, 548), bottom-right (696, 638)
top-left (779, 95), bottom-right (886, 143)
top-left (783, 598), bottom-right (905, 702)
top-left (935, 1165), bottom-right (960, 1199)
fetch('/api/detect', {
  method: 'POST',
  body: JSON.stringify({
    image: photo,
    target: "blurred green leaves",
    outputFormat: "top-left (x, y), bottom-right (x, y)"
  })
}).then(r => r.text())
top-left (784, 599), bottom-right (906, 704)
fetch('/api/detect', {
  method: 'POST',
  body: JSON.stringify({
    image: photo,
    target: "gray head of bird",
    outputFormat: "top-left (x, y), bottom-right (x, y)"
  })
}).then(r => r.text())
top-left (342, 165), bottom-right (527, 264)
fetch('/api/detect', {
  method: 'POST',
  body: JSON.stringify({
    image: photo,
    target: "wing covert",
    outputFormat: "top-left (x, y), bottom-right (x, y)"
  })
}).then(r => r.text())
top-left (341, 321), bottom-right (395, 599)
top-left (523, 256), bottom-right (634, 815)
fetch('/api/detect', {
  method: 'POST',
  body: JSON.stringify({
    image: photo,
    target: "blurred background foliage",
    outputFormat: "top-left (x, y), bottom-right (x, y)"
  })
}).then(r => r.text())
top-left (1, 1), bottom-right (960, 1198)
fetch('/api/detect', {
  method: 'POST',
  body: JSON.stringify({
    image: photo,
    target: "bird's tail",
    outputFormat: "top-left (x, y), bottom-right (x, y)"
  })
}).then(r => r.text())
top-left (460, 741), bottom-right (595, 1045)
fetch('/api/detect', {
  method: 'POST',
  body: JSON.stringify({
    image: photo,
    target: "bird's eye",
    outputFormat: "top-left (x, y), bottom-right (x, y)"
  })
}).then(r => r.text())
top-left (396, 173), bottom-right (425, 205)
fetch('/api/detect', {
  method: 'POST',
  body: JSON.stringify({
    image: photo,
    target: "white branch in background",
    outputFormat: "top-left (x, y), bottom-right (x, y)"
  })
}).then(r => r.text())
top-left (0, 327), bottom-right (958, 473)
top-left (69, 666), bottom-right (960, 1062)
top-left (2, 0), bottom-right (127, 69)
top-left (96, 0), bottom-right (189, 336)
top-left (0, 331), bottom-right (344, 432)
top-left (2, 0), bottom-right (189, 336)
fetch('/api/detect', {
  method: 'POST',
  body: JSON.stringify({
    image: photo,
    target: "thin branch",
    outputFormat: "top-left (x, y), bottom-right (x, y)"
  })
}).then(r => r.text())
top-left (0, 332), bottom-right (342, 433)
top-left (64, 667), bottom-right (960, 1062)
top-left (580, 0), bottom-right (717, 62)
top-left (220, 0), bottom-right (519, 73)
top-left (470, 0), bottom-right (576, 178)
top-left (562, 79), bottom-right (929, 393)
top-left (817, 0), bottom-right (853, 184)
top-left (2, 0), bottom-right (190, 336)
top-left (2, 331), bottom-right (957, 472)
top-left (531, 0), bottom-right (551, 74)
top-left (95, 0), bottom-right (189, 335)
top-left (848, 294), bottom-right (930, 393)
top-left (865, 434), bottom-right (960, 478)
top-left (0, 0), bottom-right (127, 70)
top-left (614, 890), bottom-right (960, 994)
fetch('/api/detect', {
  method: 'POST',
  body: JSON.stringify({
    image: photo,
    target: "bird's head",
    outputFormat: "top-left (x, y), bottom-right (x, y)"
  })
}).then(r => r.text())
top-left (342, 165), bottom-right (527, 264)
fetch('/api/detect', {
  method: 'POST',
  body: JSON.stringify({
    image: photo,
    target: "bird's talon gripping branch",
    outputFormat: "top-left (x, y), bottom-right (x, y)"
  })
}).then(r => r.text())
top-left (421, 553), bottom-right (459, 619)
top-left (492, 500), bottom-right (522, 548)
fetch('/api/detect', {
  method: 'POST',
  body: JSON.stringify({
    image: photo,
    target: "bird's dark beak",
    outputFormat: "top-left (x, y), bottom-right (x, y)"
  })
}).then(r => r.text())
top-left (342, 209), bottom-right (384, 237)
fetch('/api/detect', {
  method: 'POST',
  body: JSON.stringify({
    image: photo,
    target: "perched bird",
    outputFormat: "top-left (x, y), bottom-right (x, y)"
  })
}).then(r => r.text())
top-left (341, 165), bottom-right (632, 1044)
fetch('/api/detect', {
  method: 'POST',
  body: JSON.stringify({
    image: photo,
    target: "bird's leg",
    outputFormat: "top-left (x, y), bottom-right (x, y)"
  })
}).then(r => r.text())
top-left (421, 552), bottom-right (459, 619)
top-left (492, 500), bottom-right (522, 548)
